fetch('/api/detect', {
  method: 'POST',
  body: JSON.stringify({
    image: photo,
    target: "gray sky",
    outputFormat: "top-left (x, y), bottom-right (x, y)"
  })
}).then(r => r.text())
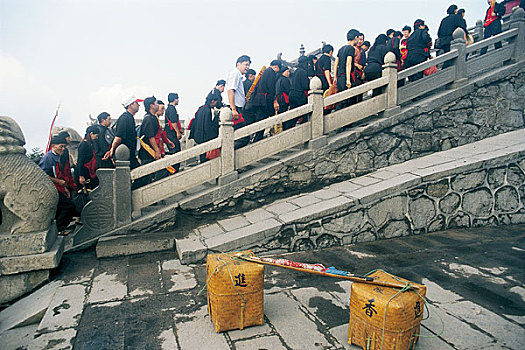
top-left (0, 0), bottom-right (487, 151)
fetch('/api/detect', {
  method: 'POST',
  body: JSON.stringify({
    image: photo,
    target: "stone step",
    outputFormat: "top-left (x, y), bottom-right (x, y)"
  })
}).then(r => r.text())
top-left (96, 232), bottom-right (176, 258)
top-left (0, 280), bottom-right (63, 334)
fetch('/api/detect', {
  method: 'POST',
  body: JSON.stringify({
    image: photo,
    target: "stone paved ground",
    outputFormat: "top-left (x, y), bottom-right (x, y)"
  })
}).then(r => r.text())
top-left (1, 225), bottom-right (524, 349)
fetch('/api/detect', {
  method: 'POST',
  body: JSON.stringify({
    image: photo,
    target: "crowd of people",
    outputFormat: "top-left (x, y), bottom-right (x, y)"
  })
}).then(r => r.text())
top-left (38, 1), bottom-right (521, 235)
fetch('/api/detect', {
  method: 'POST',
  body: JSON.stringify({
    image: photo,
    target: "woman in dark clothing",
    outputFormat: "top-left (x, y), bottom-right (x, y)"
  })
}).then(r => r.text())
top-left (307, 55), bottom-right (317, 79)
top-left (364, 34), bottom-right (389, 96)
top-left (189, 90), bottom-right (221, 163)
top-left (77, 125), bottom-right (100, 190)
top-left (437, 5), bottom-right (466, 53)
top-left (275, 66), bottom-right (291, 114)
top-left (480, 0), bottom-right (506, 55)
top-left (284, 56), bottom-right (310, 130)
top-left (405, 19), bottom-right (432, 81)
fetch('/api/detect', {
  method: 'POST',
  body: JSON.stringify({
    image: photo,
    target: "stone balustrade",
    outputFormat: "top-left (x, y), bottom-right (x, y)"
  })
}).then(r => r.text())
top-left (73, 8), bottom-right (525, 248)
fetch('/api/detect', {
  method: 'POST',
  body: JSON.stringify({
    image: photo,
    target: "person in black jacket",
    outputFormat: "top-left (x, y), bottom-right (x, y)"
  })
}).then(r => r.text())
top-left (314, 45), bottom-right (334, 91)
top-left (334, 29), bottom-right (359, 109)
top-left (364, 34), bottom-right (389, 96)
top-left (307, 55), bottom-right (317, 79)
top-left (251, 60), bottom-right (281, 143)
top-left (94, 112), bottom-right (115, 169)
top-left (104, 96), bottom-right (142, 170)
top-left (480, 0), bottom-right (506, 55)
top-left (77, 125), bottom-right (100, 189)
top-left (210, 80), bottom-right (225, 109)
top-left (243, 69), bottom-right (256, 95)
top-left (275, 66), bottom-right (291, 114)
top-left (405, 19), bottom-right (432, 82)
top-left (387, 31), bottom-right (403, 70)
top-left (189, 90), bottom-right (221, 163)
top-left (437, 5), bottom-right (466, 54)
top-left (284, 56), bottom-right (310, 130)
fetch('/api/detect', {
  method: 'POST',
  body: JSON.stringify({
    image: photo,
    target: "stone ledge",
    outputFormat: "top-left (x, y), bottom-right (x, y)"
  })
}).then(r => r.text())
top-left (0, 280), bottom-right (62, 334)
top-left (96, 232), bottom-right (175, 258)
top-left (0, 237), bottom-right (64, 276)
top-left (176, 237), bottom-right (207, 265)
top-left (205, 218), bottom-right (282, 252)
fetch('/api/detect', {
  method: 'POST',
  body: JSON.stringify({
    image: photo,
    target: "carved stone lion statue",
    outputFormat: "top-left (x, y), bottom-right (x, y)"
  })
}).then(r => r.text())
top-left (0, 116), bottom-right (58, 235)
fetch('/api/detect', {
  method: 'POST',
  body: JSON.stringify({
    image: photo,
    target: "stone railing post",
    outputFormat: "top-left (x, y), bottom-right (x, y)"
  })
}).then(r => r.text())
top-left (218, 107), bottom-right (238, 185)
top-left (382, 52), bottom-right (400, 117)
top-left (451, 28), bottom-right (468, 88)
top-left (308, 76), bottom-right (327, 149)
top-left (473, 20), bottom-right (484, 42)
top-left (114, 145), bottom-right (133, 223)
top-left (509, 7), bottom-right (525, 62)
top-left (74, 144), bottom-right (132, 246)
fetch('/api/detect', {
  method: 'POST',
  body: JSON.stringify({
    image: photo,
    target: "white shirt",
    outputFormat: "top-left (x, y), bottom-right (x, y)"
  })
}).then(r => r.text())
top-left (225, 68), bottom-right (246, 108)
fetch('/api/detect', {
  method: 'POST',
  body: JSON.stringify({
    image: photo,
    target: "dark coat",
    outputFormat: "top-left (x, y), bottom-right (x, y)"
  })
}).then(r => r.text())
top-left (189, 104), bottom-right (218, 144)
top-left (289, 67), bottom-right (309, 109)
top-left (387, 37), bottom-right (402, 60)
top-left (252, 67), bottom-right (277, 111)
top-left (438, 14), bottom-right (466, 49)
top-left (406, 28), bottom-right (432, 62)
top-left (364, 43), bottom-right (389, 75)
top-left (275, 76), bottom-right (291, 113)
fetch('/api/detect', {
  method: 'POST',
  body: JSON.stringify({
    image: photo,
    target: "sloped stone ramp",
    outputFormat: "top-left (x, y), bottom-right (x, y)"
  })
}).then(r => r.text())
top-left (177, 129), bottom-right (525, 263)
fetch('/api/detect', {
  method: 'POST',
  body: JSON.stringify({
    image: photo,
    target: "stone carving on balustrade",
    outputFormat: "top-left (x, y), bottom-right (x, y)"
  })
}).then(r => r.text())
top-left (73, 144), bottom-right (132, 247)
top-left (0, 116), bottom-right (58, 254)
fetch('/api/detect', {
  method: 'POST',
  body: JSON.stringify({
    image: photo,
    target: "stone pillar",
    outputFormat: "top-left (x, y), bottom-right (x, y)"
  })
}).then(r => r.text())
top-left (382, 52), bottom-right (401, 117)
top-left (308, 77), bottom-right (327, 149)
top-left (218, 107), bottom-right (238, 185)
top-left (473, 19), bottom-right (484, 42)
top-left (510, 7), bottom-right (525, 62)
top-left (451, 28), bottom-right (468, 88)
top-left (114, 145), bottom-right (132, 225)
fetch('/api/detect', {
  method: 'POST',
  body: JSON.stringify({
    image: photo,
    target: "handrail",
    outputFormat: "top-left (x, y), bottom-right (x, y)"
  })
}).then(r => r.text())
top-left (398, 50), bottom-right (458, 80)
top-left (130, 138), bottom-right (222, 180)
top-left (466, 28), bottom-right (518, 53)
top-left (324, 77), bottom-right (389, 106)
top-left (233, 104), bottom-right (312, 140)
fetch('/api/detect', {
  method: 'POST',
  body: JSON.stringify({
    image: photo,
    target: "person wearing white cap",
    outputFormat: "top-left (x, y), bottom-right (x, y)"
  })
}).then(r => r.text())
top-left (103, 95), bottom-right (143, 170)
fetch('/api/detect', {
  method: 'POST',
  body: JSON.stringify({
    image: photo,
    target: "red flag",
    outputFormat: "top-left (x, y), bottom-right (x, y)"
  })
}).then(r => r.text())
top-left (46, 104), bottom-right (61, 152)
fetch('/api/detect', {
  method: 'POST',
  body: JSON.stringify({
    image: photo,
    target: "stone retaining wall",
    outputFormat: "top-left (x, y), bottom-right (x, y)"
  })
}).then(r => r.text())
top-left (271, 159), bottom-right (525, 254)
top-left (183, 65), bottom-right (525, 216)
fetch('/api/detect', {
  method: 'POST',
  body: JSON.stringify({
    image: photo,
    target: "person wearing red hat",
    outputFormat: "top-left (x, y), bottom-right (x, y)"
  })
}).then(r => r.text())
top-left (103, 95), bottom-right (143, 170)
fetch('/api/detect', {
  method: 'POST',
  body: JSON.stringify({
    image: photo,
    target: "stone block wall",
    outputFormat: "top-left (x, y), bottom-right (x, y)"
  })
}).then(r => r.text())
top-left (258, 159), bottom-right (525, 254)
top-left (189, 67), bottom-right (525, 216)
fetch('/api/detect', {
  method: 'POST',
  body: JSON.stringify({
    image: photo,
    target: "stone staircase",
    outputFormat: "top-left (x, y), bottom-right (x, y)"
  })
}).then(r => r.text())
top-left (60, 12), bottom-right (525, 262)
top-left (88, 57), bottom-right (525, 261)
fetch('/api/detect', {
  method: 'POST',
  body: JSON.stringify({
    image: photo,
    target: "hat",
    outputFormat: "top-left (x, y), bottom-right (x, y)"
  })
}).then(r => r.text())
top-left (122, 95), bottom-right (144, 108)
top-left (216, 79), bottom-right (226, 86)
top-left (270, 60), bottom-right (282, 70)
top-left (86, 125), bottom-right (100, 135)
top-left (57, 131), bottom-right (70, 139)
top-left (414, 19), bottom-right (425, 28)
top-left (50, 135), bottom-right (67, 145)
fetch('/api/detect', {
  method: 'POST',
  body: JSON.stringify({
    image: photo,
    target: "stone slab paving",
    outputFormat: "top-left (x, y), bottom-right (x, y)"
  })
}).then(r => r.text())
top-left (177, 129), bottom-right (525, 264)
top-left (0, 225), bottom-right (523, 349)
